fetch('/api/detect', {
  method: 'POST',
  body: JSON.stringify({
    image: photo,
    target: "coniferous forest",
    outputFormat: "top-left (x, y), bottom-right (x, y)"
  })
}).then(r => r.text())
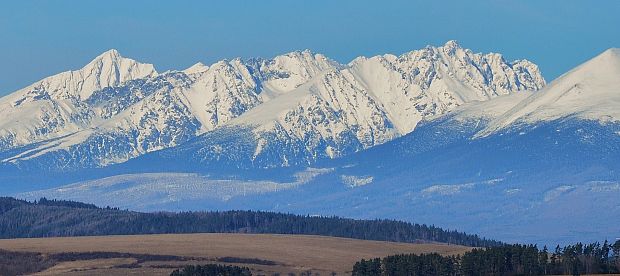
top-left (5, 196), bottom-right (620, 276)
top-left (353, 242), bottom-right (620, 276)
top-left (170, 264), bottom-right (252, 276)
top-left (0, 197), bottom-right (499, 247)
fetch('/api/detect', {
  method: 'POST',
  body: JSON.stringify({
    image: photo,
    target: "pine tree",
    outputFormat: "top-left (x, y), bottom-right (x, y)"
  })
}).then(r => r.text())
top-left (540, 245), bottom-right (549, 275)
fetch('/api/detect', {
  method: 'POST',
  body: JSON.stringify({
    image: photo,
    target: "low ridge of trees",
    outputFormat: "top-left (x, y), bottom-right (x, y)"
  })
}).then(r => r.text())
top-left (0, 197), bottom-right (500, 247)
top-left (170, 264), bottom-right (252, 276)
top-left (35, 197), bottom-right (99, 209)
top-left (0, 249), bottom-right (194, 276)
top-left (353, 241), bottom-right (620, 275)
top-left (0, 249), bottom-right (55, 276)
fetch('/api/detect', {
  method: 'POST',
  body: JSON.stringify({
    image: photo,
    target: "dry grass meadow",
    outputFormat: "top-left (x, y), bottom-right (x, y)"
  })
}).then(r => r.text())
top-left (0, 233), bottom-right (471, 275)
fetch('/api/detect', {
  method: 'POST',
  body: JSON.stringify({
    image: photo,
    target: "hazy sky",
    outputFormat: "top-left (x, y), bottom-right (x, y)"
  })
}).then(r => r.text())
top-left (1, 0), bottom-right (619, 96)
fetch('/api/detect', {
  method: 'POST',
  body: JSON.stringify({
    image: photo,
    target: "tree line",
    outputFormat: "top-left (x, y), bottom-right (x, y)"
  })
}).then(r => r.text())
top-left (0, 197), bottom-right (500, 247)
top-left (170, 264), bottom-right (252, 276)
top-left (0, 249), bottom-right (55, 276)
top-left (0, 249), bottom-right (194, 276)
top-left (353, 241), bottom-right (620, 275)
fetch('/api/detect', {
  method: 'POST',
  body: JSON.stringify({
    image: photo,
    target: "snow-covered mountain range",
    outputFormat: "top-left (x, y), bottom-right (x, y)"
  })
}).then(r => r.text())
top-left (0, 41), bottom-right (544, 170)
top-left (12, 46), bottom-right (620, 245)
top-left (4, 43), bottom-right (620, 245)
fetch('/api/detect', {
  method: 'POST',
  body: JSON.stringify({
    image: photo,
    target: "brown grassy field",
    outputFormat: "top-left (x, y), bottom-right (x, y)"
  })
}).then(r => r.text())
top-left (0, 233), bottom-right (471, 275)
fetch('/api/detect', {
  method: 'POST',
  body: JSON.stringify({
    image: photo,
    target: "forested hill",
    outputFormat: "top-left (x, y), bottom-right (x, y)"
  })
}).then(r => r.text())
top-left (353, 241), bottom-right (620, 275)
top-left (0, 197), bottom-right (500, 247)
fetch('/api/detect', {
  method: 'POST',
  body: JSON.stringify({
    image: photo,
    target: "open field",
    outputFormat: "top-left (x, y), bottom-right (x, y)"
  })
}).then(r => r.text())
top-left (0, 233), bottom-right (470, 275)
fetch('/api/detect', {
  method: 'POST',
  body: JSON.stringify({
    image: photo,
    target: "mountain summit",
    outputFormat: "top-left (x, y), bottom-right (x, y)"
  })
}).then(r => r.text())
top-left (0, 50), bottom-right (157, 151)
top-left (0, 42), bottom-right (544, 170)
top-left (79, 49), bottom-right (158, 99)
top-left (3, 46), bottom-right (620, 246)
top-left (478, 48), bottom-right (620, 136)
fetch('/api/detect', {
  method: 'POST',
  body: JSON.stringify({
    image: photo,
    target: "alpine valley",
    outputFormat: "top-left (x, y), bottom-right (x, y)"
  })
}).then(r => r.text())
top-left (2, 42), bottom-right (619, 245)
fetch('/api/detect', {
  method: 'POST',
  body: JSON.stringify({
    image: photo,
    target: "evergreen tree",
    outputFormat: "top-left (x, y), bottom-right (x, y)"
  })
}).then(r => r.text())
top-left (354, 241), bottom-right (620, 275)
top-left (540, 245), bottom-right (549, 274)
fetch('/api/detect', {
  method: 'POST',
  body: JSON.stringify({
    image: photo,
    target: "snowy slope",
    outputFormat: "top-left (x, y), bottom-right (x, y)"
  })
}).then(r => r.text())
top-left (167, 41), bottom-right (544, 168)
top-left (1, 42), bottom-right (543, 170)
top-left (0, 50), bottom-right (157, 150)
top-left (347, 40), bottom-right (544, 134)
top-left (20, 168), bottom-right (333, 209)
top-left (9, 47), bottom-right (620, 245)
top-left (18, 88), bottom-right (620, 245)
top-left (294, 49), bottom-right (620, 244)
top-left (478, 48), bottom-right (620, 136)
top-left (18, 120), bottom-right (620, 246)
top-left (0, 50), bottom-right (338, 169)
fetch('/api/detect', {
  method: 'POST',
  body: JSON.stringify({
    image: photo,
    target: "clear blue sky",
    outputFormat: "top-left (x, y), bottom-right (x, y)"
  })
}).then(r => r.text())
top-left (1, 0), bottom-right (619, 96)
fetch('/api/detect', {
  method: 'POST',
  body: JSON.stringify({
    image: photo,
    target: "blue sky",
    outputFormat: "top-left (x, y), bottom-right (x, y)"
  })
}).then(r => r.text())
top-left (1, 0), bottom-right (618, 96)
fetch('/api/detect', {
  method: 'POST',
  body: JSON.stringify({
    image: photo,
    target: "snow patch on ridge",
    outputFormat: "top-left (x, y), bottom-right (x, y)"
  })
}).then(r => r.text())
top-left (422, 178), bottom-right (504, 196)
top-left (422, 183), bottom-right (477, 195)
top-left (17, 168), bottom-right (334, 209)
top-left (341, 175), bottom-right (374, 188)
top-left (544, 185), bottom-right (576, 202)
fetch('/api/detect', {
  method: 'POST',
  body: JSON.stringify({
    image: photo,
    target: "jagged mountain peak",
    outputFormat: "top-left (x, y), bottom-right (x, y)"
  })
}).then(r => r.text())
top-left (440, 39), bottom-right (463, 54)
top-left (443, 39), bottom-right (461, 47)
top-left (90, 48), bottom-right (122, 61)
top-left (280, 49), bottom-right (323, 58)
top-left (19, 49), bottom-right (158, 101)
top-left (272, 49), bottom-right (339, 68)
top-left (85, 49), bottom-right (157, 74)
top-left (182, 42), bottom-right (547, 168)
top-left (1, 43), bottom-right (546, 170)
top-left (267, 49), bottom-right (340, 71)
top-left (77, 49), bottom-right (158, 99)
top-left (182, 62), bottom-right (209, 75)
top-left (0, 49), bottom-right (158, 152)
top-left (253, 49), bottom-right (340, 95)
top-left (413, 40), bottom-right (468, 57)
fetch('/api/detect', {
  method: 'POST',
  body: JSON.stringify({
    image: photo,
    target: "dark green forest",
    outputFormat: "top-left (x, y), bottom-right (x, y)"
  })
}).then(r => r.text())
top-left (0, 249), bottom-right (55, 276)
top-left (353, 242), bottom-right (620, 275)
top-left (0, 249), bottom-right (194, 276)
top-left (170, 264), bottom-right (252, 276)
top-left (0, 197), bottom-right (499, 247)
